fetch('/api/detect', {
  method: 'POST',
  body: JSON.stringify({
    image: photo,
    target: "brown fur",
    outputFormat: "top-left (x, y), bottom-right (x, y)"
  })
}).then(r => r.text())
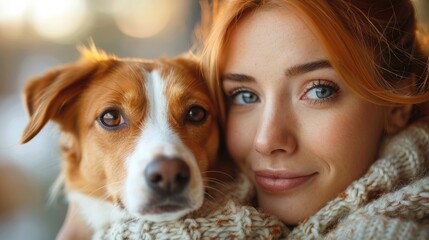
top-left (21, 48), bottom-right (227, 208)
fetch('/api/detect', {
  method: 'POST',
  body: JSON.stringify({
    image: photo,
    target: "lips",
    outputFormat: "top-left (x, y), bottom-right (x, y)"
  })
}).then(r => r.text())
top-left (254, 170), bottom-right (317, 193)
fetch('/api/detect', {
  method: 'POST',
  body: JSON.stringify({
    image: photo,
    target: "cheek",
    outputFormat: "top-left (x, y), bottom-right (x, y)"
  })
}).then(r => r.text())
top-left (80, 134), bottom-right (107, 178)
top-left (225, 114), bottom-right (253, 170)
top-left (105, 161), bottom-right (127, 199)
top-left (82, 130), bottom-right (133, 196)
top-left (308, 103), bottom-right (385, 179)
top-left (175, 115), bottom-right (220, 172)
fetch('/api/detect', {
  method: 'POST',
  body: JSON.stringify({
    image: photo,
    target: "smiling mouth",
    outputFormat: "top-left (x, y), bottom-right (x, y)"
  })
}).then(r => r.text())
top-left (254, 171), bottom-right (318, 193)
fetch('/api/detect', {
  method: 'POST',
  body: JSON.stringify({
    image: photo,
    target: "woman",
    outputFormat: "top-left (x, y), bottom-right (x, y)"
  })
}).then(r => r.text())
top-left (59, 0), bottom-right (429, 239)
top-left (201, 0), bottom-right (429, 238)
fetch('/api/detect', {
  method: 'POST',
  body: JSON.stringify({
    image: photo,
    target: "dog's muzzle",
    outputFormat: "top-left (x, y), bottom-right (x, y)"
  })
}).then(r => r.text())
top-left (145, 156), bottom-right (190, 196)
top-left (137, 156), bottom-right (192, 215)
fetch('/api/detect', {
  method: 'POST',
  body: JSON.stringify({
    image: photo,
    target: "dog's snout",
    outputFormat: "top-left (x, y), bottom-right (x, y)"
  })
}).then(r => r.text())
top-left (144, 157), bottom-right (190, 196)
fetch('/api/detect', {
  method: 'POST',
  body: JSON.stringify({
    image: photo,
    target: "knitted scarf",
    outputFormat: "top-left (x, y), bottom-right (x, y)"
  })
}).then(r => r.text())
top-left (94, 120), bottom-right (429, 240)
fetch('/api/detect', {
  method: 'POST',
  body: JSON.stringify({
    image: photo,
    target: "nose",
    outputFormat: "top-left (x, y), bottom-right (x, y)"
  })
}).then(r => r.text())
top-left (144, 156), bottom-right (190, 196)
top-left (254, 106), bottom-right (297, 156)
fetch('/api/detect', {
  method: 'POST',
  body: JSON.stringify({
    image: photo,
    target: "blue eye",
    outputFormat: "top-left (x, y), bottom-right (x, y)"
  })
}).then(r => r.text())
top-left (307, 86), bottom-right (334, 99)
top-left (230, 90), bottom-right (259, 105)
top-left (303, 80), bottom-right (340, 102)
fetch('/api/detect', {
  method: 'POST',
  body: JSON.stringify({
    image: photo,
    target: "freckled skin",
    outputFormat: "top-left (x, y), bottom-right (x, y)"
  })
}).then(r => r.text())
top-left (222, 8), bottom-right (386, 224)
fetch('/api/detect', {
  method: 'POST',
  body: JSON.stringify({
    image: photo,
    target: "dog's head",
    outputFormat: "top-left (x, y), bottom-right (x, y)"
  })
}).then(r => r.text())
top-left (21, 47), bottom-right (220, 221)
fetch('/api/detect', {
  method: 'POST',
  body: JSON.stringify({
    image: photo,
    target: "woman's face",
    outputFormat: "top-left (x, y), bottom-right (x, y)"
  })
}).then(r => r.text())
top-left (221, 8), bottom-right (386, 224)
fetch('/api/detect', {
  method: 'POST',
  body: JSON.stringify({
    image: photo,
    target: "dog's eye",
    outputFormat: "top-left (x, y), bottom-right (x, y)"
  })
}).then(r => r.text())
top-left (186, 105), bottom-right (207, 124)
top-left (98, 109), bottom-right (125, 129)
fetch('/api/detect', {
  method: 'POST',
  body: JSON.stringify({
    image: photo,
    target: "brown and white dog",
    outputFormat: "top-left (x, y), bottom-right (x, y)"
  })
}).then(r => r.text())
top-left (20, 47), bottom-right (223, 230)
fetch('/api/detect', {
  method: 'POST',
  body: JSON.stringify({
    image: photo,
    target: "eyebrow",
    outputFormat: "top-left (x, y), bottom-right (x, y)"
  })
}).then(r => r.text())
top-left (221, 59), bottom-right (332, 83)
top-left (285, 60), bottom-right (332, 77)
top-left (221, 73), bottom-right (255, 83)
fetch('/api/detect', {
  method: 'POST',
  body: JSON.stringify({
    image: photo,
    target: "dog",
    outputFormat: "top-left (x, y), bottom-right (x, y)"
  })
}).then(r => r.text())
top-left (20, 46), bottom-right (226, 230)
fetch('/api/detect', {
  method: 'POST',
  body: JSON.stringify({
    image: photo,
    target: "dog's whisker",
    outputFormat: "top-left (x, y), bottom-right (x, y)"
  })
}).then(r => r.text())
top-left (98, 193), bottom-right (111, 202)
top-left (204, 177), bottom-right (231, 188)
top-left (204, 176), bottom-right (229, 183)
top-left (86, 180), bottom-right (124, 198)
top-left (203, 191), bottom-right (218, 203)
top-left (202, 190), bottom-right (225, 209)
top-left (205, 182), bottom-right (230, 191)
top-left (204, 185), bottom-right (227, 198)
top-left (97, 187), bottom-right (122, 203)
top-left (203, 170), bottom-right (235, 181)
top-left (21, 52), bottom-right (228, 231)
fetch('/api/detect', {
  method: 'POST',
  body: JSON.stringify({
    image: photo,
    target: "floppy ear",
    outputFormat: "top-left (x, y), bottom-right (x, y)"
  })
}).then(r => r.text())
top-left (20, 62), bottom-right (99, 144)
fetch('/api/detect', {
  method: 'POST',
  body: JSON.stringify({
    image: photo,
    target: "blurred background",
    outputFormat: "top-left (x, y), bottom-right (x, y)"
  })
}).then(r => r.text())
top-left (0, 0), bottom-right (200, 239)
top-left (0, 1), bottom-right (427, 240)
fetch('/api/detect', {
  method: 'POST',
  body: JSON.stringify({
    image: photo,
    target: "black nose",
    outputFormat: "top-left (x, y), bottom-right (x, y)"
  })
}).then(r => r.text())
top-left (144, 156), bottom-right (190, 196)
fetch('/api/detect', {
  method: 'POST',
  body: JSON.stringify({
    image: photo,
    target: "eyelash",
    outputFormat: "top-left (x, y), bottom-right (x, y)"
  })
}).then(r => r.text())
top-left (224, 79), bottom-right (340, 106)
top-left (226, 87), bottom-right (258, 105)
top-left (301, 79), bottom-right (340, 105)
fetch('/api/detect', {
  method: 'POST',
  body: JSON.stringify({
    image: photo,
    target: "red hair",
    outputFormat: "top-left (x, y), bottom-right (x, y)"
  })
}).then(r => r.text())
top-left (200, 0), bottom-right (429, 126)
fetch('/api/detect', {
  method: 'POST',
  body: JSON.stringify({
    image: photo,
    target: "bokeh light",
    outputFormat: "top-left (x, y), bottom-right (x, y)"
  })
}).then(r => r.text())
top-left (113, 0), bottom-right (173, 38)
top-left (0, 0), bottom-right (30, 39)
top-left (0, 0), bottom-right (29, 24)
top-left (0, 1), bottom-right (194, 239)
top-left (29, 0), bottom-right (90, 42)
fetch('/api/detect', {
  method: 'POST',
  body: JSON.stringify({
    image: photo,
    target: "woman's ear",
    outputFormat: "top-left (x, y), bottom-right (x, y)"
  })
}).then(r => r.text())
top-left (384, 104), bottom-right (413, 134)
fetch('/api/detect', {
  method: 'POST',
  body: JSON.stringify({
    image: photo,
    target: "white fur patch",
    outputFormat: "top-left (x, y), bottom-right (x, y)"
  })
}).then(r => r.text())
top-left (123, 70), bottom-right (204, 222)
top-left (68, 191), bottom-right (125, 230)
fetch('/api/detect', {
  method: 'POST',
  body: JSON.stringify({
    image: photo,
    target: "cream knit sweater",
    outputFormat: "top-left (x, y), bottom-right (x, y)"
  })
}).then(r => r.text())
top-left (95, 121), bottom-right (429, 240)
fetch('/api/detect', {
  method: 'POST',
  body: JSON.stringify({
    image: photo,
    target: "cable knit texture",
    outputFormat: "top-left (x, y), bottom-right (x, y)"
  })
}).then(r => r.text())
top-left (94, 120), bottom-right (429, 240)
top-left (93, 174), bottom-right (288, 240)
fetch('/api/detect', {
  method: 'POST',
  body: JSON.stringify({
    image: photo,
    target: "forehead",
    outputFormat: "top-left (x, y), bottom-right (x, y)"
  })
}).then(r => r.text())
top-left (222, 8), bottom-right (325, 73)
top-left (84, 61), bottom-right (148, 106)
top-left (83, 59), bottom-right (204, 102)
top-left (74, 59), bottom-right (212, 126)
